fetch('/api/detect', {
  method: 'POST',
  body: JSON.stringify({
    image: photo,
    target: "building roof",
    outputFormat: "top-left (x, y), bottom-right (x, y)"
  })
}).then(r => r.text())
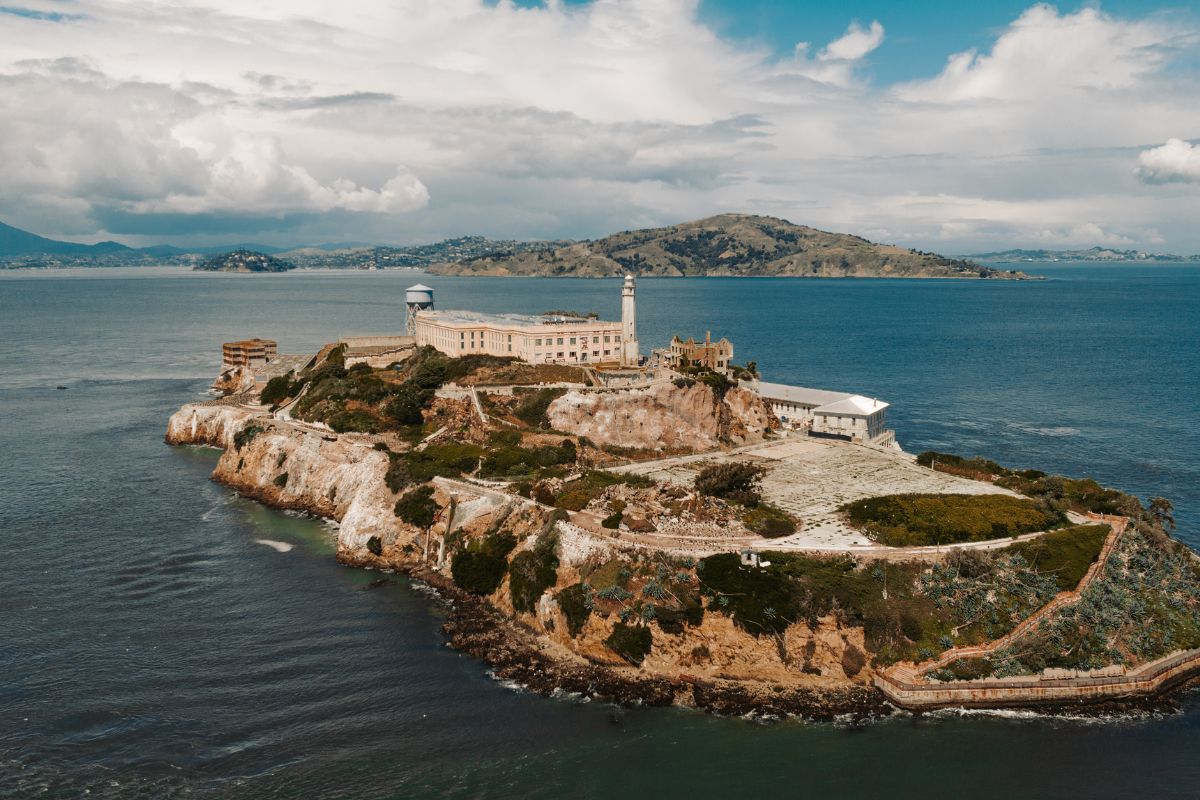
top-left (813, 395), bottom-right (889, 416)
top-left (751, 380), bottom-right (852, 408)
top-left (417, 309), bottom-right (618, 329)
top-left (406, 283), bottom-right (434, 291)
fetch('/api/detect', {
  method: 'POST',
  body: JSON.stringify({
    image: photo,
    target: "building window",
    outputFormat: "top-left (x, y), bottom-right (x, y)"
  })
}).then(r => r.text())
top-left (569, 337), bottom-right (576, 345)
top-left (592, 336), bottom-right (599, 343)
top-left (535, 338), bottom-right (542, 346)
top-left (557, 337), bottom-right (563, 345)
top-left (604, 336), bottom-right (611, 343)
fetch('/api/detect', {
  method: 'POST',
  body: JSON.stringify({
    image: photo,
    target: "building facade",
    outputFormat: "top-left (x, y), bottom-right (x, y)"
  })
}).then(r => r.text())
top-left (415, 310), bottom-right (627, 364)
top-left (412, 278), bottom-right (641, 367)
top-left (666, 331), bottom-right (734, 374)
top-left (222, 338), bottom-right (277, 368)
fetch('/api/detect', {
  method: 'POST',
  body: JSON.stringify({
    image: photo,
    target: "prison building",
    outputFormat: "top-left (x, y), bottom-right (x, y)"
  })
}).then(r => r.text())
top-left (666, 331), bottom-right (734, 375)
top-left (221, 338), bottom-right (277, 368)
top-left (414, 310), bottom-right (627, 365)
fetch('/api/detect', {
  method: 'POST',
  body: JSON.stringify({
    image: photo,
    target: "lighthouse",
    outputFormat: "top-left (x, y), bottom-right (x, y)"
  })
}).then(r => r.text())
top-left (621, 274), bottom-right (640, 367)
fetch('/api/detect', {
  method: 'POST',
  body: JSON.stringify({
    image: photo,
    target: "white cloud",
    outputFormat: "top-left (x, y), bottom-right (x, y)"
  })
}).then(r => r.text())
top-left (786, 20), bottom-right (885, 87)
top-left (1137, 138), bottom-right (1200, 184)
top-left (0, 1), bottom-right (1197, 250)
top-left (820, 20), bottom-right (884, 62)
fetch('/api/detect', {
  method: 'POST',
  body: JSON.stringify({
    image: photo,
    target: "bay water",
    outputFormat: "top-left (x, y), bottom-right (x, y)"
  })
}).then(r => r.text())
top-left (1, 264), bottom-right (1197, 798)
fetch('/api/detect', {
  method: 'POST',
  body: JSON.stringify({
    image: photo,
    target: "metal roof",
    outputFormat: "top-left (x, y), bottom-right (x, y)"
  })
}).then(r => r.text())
top-left (417, 309), bottom-right (618, 329)
top-left (813, 395), bottom-right (889, 416)
top-left (751, 380), bottom-right (852, 407)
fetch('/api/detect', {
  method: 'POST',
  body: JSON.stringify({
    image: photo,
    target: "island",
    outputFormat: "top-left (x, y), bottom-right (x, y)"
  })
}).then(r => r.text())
top-left (428, 214), bottom-right (1032, 280)
top-left (194, 249), bottom-right (296, 273)
top-left (166, 278), bottom-right (1196, 718)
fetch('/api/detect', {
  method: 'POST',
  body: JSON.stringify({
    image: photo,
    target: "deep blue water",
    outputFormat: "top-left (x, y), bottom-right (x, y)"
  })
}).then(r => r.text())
top-left (1, 264), bottom-right (1198, 798)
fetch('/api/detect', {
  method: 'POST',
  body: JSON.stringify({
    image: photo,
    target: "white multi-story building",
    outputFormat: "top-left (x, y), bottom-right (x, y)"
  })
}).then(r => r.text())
top-left (748, 379), bottom-right (895, 448)
top-left (412, 277), bottom-right (642, 367)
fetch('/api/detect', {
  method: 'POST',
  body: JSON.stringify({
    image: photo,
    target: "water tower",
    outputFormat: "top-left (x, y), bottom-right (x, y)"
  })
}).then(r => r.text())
top-left (405, 284), bottom-right (434, 336)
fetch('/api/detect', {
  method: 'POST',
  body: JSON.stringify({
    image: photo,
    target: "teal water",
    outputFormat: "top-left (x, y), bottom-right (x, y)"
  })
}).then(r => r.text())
top-left (1, 264), bottom-right (1198, 798)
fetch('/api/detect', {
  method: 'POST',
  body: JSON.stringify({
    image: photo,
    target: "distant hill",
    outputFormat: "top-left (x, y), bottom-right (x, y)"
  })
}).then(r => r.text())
top-left (428, 214), bottom-right (1028, 279)
top-left (968, 246), bottom-right (1200, 263)
top-left (0, 220), bottom-right (130, 257)
top-left (195, 250), bottom-right (296, 273)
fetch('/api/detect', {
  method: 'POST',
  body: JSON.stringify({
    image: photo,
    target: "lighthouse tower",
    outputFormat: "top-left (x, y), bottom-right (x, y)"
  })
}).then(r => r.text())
top-left (621, 274), bottom-right (640, 367)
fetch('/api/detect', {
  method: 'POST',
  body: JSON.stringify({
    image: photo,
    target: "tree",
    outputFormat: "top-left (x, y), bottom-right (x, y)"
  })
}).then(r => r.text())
top-left (693, 462), bottom-right (766, 506)
top-left (1149, 496), bottom-right (1176, 531)
top-left (394, 485), bottom-right (439, 529)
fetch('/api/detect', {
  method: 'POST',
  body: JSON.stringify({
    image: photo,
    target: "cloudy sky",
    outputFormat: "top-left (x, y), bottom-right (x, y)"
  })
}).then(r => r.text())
top-left (1, 0), bottom-right (1199, 253)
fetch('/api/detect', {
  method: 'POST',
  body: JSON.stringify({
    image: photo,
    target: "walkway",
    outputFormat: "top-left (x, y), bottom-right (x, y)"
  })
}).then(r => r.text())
top-left (874, 515), bottom-right (1154, 709)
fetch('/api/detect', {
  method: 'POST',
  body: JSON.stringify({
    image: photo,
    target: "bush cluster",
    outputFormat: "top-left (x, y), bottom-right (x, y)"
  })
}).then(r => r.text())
top-left (693, 462), bottom-right (766, 506)
top-left (512, 387), bottom-right (568, 428)
top-left (509, 531), bottom-right (559, 613)
top-left (394, 485), bottom-right (439, 529)
top-left (450, 532), bottom-right (517, 595)
top-left (557, 583), bottom-right (593, 637)
top-left (604, 622), bottom-right (652, 665)
top-left (479, 439), bottom-right (576, 478)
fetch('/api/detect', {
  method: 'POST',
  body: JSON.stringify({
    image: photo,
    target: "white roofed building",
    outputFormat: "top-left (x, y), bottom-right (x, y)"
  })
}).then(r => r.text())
top-left (748, 379), bottom-right (896, 449)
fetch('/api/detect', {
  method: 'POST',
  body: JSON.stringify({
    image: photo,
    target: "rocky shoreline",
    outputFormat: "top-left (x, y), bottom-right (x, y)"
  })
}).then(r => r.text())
top-left (168, 399), bottom-right (1199, 721)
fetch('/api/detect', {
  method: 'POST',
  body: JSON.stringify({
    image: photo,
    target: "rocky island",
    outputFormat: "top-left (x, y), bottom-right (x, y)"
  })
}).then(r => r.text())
top-left (194, 249), bottom-right (296, 273)
top-left (166, 281), bottom-right (1197, 718)
top-left (430, 214), bottom-right (1031, 280)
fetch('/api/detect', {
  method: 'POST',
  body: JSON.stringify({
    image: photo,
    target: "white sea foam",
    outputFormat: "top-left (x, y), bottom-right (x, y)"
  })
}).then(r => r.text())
top-left (254, 539), bottom-right (294, 553)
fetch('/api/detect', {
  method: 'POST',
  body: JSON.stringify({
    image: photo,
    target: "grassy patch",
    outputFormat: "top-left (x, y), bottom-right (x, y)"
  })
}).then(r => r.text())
top-left (843, 493), bottom-right (1062, 546)
top-left (1003, 524), bottom-right (1110, 591)
top-left (742, 503), bottom-right (797, 538)
top-left (552, 470), bottom-right (653, 511)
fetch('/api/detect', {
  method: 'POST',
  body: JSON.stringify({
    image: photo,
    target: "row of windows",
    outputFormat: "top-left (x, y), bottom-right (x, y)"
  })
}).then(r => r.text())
top-left (534, 335), bottom-right (613, 346)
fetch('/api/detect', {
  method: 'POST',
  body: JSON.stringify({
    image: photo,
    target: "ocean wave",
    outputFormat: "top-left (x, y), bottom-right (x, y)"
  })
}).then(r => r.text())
top-left (254, 539), bottom-right (294, 553)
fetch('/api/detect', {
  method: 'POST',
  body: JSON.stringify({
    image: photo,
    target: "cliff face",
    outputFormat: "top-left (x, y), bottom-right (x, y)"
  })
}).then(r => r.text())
top-left (545, 382), bottom-right (777, 451)
top-left (166, 402), bottom-right (870, 694)
top-left (166, 403), bottom-right (411, 553)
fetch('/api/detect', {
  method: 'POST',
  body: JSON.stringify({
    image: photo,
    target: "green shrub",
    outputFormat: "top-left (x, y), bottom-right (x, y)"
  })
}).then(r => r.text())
top-left (602, 511), bottom-right (623, 529)
top-left (742, 504), bottom-right (796, 538)
top-left (694, 462), bottom-right (766, 505)
top-left (259, 373), bottom-right (295, 405)
top-left (233, 423), bottom-right (265, 451)
top-left (366, 535), bottom-right (382, 556)
top-left (394, 485), bottom-right (439, 529)
top-left (696, 553), bottom-right (801, 635)
top-left (450, 532), bottom-right (517, 595)
top-left (513, 387), bottom-right (567, 428)
top-left (557, 583), bottom-right (592, 637)
top-left (605, 623), bottom-right (652, 665)
top-left (479, 440), bottom-right (576, 478)
top-left (842, 493), bottom-right (1062, 547)
top-left (509, 531), bottom-right (559, 613)
top-left (402, 443), bottom-right (484, 483)
top-left (273, 472), bottom-right (289, 488)
top-left (553, 470), bottom-right (650, 511)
